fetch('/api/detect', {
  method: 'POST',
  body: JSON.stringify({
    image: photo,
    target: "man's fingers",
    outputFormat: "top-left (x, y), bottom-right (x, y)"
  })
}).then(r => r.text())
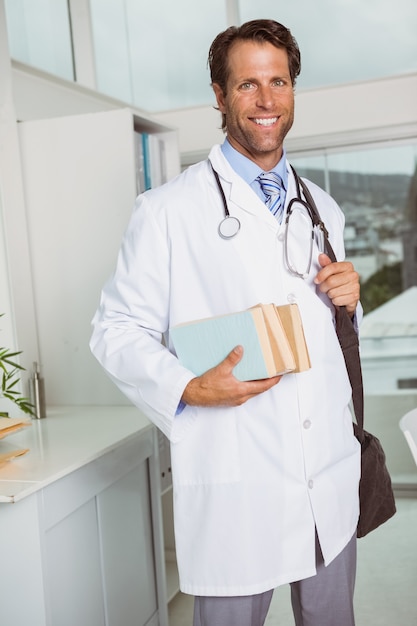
top-left (315, 258), bottom-right (358, 286)
top-left (313, 255), bottom-right (360, 316)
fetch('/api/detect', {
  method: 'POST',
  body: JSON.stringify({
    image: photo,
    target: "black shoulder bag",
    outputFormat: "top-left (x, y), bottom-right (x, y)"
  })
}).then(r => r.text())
top-left (292, 167), bottom-right (396, 538)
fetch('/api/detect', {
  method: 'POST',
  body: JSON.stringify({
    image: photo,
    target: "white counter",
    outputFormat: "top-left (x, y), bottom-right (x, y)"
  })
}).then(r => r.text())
top-left (0, 405), bottom-right (153, 502)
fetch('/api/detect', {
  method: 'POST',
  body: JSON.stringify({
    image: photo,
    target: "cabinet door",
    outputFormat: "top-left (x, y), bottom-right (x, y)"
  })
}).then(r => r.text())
top-left (45, 498), bottom-right (106, 626)
top-left (97, 462), bottom-right (158, 626)
top-left (43, 455), bottom-right (159, 626)
top-left (18, 108), bottom-right (137, 407)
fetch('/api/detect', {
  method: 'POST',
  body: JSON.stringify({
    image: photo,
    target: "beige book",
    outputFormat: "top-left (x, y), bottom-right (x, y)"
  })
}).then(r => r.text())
top-left (256, 304), bottom-right (297, 374)
top-left (275, 304), bottom-right (311, 373)
top-left (245, 305), bottom-right (291, 377)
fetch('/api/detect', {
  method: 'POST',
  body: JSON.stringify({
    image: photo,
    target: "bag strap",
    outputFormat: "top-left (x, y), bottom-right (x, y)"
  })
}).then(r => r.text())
top-left (290, 166), bottom-right (365, 439)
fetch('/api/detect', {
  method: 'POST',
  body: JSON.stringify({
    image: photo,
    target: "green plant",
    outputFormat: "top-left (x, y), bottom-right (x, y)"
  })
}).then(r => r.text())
top-left (1, 316), bottom-right (35, 417)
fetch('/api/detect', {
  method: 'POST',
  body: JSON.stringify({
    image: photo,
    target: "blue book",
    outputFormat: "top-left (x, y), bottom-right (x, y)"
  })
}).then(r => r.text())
top-left (170, 304), bottom-right (297, 381)
top-left (141, 133), bottom-right (152, 190)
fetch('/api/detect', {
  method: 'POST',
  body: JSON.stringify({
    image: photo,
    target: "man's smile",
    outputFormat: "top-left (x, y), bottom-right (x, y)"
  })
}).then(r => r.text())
top-left (252, 117), bottom-right (278, 126)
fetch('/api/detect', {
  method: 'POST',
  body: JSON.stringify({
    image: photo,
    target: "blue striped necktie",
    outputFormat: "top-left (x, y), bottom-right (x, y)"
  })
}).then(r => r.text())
top-left (258, 172), bottom-right (283, 220)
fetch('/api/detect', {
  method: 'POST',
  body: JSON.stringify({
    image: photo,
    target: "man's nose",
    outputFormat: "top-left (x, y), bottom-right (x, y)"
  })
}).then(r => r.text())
top-left (256, 85), bottom-right (274, 108)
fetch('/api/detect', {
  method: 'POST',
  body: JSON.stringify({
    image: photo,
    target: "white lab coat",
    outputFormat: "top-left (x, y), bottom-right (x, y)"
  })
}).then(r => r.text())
top-left (90, 144), bottom-right (361, 597)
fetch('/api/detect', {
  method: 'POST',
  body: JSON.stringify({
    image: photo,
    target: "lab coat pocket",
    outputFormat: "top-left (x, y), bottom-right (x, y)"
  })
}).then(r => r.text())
top-left (171, 406), bottom-right (241, 486)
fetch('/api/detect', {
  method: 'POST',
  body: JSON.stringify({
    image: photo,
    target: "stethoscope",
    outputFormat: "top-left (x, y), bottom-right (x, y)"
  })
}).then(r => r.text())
top-left (211, 164), bottom-right (242, 239)
top-left (210, 160), bottom-right (329, 279)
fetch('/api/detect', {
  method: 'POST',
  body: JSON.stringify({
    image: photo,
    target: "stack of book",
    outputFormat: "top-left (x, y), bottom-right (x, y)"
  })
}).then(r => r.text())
top-left (170, 303), bottom-right (311, 381)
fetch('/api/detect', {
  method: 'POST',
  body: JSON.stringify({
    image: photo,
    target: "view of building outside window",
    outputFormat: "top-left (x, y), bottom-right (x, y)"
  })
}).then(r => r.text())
top-left (292, 144), bottom-right (417, 484)
top-left (292, 144), bottom-right (417, 309)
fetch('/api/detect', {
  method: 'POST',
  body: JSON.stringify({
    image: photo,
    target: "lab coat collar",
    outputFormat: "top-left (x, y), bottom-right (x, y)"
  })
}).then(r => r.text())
top-left (208, 145), bottom-right (297, 224)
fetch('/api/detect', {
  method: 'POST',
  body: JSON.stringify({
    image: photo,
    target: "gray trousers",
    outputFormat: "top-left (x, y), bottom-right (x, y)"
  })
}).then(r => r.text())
top-left (193, 532), bottom-right (356, 626)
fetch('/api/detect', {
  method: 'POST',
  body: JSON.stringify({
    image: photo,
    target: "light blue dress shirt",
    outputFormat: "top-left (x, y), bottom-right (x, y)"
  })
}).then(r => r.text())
top-left (221, 138), bottom-right (288, 207)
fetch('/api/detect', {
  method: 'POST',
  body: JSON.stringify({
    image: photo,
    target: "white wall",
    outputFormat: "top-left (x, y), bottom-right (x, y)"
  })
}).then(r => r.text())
top-left (11, 61), bottom-right (145, 122)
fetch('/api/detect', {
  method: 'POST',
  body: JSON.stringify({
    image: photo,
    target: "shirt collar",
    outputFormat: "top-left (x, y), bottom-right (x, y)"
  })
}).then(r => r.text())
top-left (221, 138), bottom-right (288, 190)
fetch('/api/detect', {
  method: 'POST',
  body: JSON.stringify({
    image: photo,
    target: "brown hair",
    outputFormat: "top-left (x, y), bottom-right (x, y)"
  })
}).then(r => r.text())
top-left (208, 19), bottom-right (301, 130)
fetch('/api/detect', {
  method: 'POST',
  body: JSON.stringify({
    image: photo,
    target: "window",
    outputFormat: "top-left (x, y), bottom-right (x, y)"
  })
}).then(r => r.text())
top-left (239, 0), bottom-right (417, 91)
top-left (90, 0), bottom-right (416, 110)
top-left (4, 0), bottom-right (74, 80)
top-left (4, 1), bottom-right (416, 111)
top-left (89, 0), bottom-right (227, 111)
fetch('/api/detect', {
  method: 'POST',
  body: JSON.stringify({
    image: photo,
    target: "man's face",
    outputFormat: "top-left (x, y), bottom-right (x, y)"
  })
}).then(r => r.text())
top-left (212, 40), bottom-right (295, 171)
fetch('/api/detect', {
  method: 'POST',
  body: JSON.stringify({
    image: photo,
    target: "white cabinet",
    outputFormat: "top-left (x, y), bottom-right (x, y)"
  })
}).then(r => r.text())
top-left (0, 407), bottom-right (169, 626)
top-left (96, 468), bottom-right (158, 625)
top-left (43, 463), bottom-right (159, 626)
top-left (17, 107), bottom-right (180, 407)
top-left (45, 497), bottom-right (109, 626)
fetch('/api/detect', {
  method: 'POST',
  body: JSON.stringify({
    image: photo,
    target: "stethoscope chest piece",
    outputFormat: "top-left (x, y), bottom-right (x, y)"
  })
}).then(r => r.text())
top-left (211, 160), bottom-right (241, 240)
top-left (218, 215), bottom-right (241, 239)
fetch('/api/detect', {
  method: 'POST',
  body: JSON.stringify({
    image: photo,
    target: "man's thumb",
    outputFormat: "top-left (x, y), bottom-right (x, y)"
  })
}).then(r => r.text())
top-left (318, 252), bottom-right (332, 268)
top-left (225, 345), bottom-right (244, 368)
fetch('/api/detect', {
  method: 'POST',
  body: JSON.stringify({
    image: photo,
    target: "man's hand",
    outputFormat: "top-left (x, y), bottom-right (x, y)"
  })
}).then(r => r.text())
top-left (314, 253), bottom-right (360, 316)
top-left (181, 345), bottom-right (281, 407)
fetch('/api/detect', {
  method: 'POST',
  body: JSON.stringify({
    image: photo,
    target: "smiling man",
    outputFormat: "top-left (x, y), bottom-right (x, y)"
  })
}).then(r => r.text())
top-left (91, 19), bottom-right (361, 626)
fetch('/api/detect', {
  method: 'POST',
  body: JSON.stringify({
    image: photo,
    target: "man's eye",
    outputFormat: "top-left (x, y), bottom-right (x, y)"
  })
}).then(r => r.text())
top-left (273, 79), bottom-right (286, 87)
top-left (240, 82), bottom-right (254, 90)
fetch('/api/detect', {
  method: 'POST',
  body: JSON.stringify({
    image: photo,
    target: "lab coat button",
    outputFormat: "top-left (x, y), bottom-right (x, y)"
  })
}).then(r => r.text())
top-left (287, 293), bottom-right (297, 303)
top-left (277, 232), bottom-right (285, 241)
top-left (303, 419), bottom-right (312, 429)
top-left (308, 479), bottom-right (314, 489)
